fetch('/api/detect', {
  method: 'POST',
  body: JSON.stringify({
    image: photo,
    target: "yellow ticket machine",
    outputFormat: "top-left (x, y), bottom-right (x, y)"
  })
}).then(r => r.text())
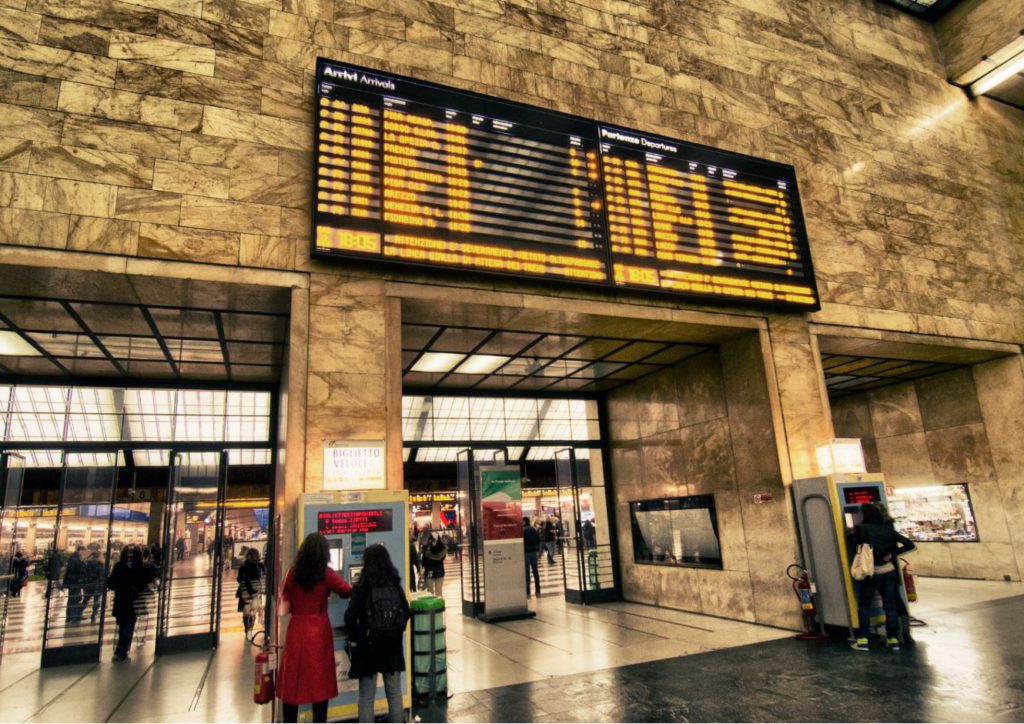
top-left (792, 473), bottom-right (911, 635)
top-left (294, 490), bottom-right (411, 722)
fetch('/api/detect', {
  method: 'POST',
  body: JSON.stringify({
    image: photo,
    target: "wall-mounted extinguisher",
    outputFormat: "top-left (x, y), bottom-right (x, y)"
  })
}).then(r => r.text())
top-left (902, 560), bottom-right (917, 602)
top-left (252, 631), bottom-right (278, 705)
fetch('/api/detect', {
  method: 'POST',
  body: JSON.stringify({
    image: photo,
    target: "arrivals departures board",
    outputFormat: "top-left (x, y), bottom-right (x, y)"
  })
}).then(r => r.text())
top-left (312, 59), bottom-right (820, 310)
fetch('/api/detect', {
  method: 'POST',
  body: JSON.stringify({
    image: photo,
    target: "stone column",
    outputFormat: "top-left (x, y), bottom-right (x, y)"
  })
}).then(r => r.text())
top-left (973, 353), bottom-right (1024, 580)
top-left (766, 316), bottom-right (834, 481)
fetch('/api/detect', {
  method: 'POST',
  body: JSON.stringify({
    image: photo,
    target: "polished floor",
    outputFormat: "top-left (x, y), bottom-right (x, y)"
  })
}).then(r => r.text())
top-left (0, 576), bottom-right (1020, 722)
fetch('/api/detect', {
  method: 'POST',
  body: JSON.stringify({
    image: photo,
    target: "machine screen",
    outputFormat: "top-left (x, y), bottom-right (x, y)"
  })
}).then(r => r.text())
top-left (842, 486), bottom-right (881, 505)
top-left (318, 508), bottom-right (394, 535)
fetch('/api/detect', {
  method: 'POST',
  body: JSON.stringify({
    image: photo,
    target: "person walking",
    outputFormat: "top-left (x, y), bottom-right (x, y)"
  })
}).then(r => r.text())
top-left (236, 547), bottom-right (264, 637)
top-left (422, 533), bottom-right (447, 597)
top-left (344, 543), bottom-right (410, 723)
top-left (850, 502), bottom-right (916, 653)
top-left (277, 533), bottom-right (352, 723)
top-left (63, 546), bottom-right (87, 623)
top-left (9, 549), bottom-right (29, 597)
top-left (106, 545), bottom-right (153, 661)
top-left (523, 517), bottom-right (541, 597)
top-left (82, 550), bottom-right (104, 623)
top-left (541, 518), bottom-right (557, 564)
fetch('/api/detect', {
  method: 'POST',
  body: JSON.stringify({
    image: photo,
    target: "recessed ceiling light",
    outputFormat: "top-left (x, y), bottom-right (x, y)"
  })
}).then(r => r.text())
top-left (0, 330), bottom-right (41, 356)
top-left (411, 352), bottom-right (465, 373)
top-left (454, 354), bottom-right (510, 375)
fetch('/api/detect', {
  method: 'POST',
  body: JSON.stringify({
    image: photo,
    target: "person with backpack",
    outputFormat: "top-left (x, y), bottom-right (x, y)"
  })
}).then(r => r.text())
top-left (277, 533), bottom-right (352, 723)
top-left (850, 502), bottom-right (916, 653)
top-left (344, 543), bottom-right (410, 723)
top-left (236, 547), bottom-right (264, 637)
top-left (106, 545), bottom-right (154, 662)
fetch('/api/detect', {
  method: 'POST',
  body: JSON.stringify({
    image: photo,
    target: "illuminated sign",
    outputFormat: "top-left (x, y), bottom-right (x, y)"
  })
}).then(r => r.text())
top-left (323, 440), bottom-right (386, 491)
top-left (317, 508), bottom-right (394, 535)
top-left (312, 59), bottom-right (819, 310)
top-left (842, 486), bottom-right (882, 505)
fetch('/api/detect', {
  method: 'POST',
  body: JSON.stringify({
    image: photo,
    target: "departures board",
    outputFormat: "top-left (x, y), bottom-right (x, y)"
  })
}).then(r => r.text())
top-left (312, 59), bottom-right (820, 310)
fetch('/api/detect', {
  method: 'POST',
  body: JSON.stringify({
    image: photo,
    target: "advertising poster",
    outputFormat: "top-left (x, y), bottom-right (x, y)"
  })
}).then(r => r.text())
top-left (479, 465), bottom-right (528, 615)
top-left (481, 467), bottom-right (523, 540)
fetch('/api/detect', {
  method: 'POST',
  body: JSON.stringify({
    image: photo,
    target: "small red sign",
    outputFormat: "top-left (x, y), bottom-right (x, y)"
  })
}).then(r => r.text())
top-left (753, 493), bottom-right (774, 504)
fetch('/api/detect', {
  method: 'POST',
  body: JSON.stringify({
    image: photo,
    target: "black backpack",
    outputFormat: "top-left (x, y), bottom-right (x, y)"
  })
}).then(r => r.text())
top-left (367, 583), bottom-right (407, 635)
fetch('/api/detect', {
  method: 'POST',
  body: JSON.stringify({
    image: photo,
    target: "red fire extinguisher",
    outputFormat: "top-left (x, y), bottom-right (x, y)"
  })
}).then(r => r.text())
top-left (253, 633), bottom-right (277, 705)
top-left (787, 564), bottom-right (827, 640)
top-left (902, 560), bottom-right (917, 602)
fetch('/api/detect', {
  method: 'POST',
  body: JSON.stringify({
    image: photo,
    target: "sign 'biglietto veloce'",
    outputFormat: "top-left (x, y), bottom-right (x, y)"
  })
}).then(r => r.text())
top-left (312, 59), bottom-right (820, 310)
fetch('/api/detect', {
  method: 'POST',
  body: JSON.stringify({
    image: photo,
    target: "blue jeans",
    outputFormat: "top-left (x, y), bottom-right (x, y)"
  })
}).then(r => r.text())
top-left (525, 551), bottom-right (540, 596)
top-left (358, 671), bottom-right (403, 723)
top-left (856, 568), bottom-right (900, 640)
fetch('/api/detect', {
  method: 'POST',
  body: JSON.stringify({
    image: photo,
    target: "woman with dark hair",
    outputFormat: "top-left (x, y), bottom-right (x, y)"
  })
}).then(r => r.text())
top-left (236, 547), bottom-right (264, 636)
top-left (106, 545), bottom-right (153, 662)
top-left (344, 543), bottom-right (410, 723)
top-left (277, 533), bottom-right (352, 723)
top-left (851, 502), bottom-right (915, 653)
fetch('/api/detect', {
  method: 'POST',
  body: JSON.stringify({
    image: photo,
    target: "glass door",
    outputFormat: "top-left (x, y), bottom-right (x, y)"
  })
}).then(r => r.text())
top-left (456, 449), bottom-right (480, 617)
top-left (554, 448), bottom-right (584, 603)
top-left (0, 453), bottom-right (25, 665)
top-left (40, 451), bottom-right (119, 667)
top-left (156, 450), bottom-right (227, 654)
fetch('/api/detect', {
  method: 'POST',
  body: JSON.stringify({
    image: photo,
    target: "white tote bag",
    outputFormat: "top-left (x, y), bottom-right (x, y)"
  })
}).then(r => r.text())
top-left (850, 543), bottom-right (874, 581)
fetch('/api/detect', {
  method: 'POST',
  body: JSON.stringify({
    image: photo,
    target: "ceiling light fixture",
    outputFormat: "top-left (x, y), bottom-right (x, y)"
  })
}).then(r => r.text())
top-left (968, 49), bottom-right (1024, 97)
top-left (0, 330), bottom-right (42, 356)
top-left (411, 352), bottom-right (466, 373)
top-left (454, 354), bottom-right (510, 375)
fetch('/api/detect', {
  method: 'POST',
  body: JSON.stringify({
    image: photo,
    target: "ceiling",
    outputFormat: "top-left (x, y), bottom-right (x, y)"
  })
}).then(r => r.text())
top-left (0, 266), bottom-right (289, 385)
top-left (399, 300), bottom-right (752, 394)
top-left (818, 334), bottom-right (1014, 398)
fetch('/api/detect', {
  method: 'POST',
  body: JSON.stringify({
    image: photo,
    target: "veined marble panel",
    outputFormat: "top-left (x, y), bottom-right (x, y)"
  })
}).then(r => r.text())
top-left (869, 383), bottom-right (924, 438)
top-left (916, 368), bottom-right (983, 431)
top-left (875, 431), bottom-right (932, 484)
top-left (924, 423), bottom-right (997, 483)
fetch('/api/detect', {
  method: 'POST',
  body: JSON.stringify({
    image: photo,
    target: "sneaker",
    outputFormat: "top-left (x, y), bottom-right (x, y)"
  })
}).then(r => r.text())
top-left (112, 653), bottom-right (128, 662)
top-left (850, 638), bottom-right (870, 652)
top-left (887, 637), bottom-right (901, 652)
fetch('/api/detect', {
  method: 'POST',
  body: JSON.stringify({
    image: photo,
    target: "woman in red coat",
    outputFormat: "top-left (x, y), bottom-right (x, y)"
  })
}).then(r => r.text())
top-left (277, 533), bottom-right (352, 722)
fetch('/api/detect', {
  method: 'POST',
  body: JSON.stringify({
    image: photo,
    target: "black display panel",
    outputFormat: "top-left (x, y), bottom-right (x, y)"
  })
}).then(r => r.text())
top-left (629, 495), bottom-right (723, 569)
top-left (312, 59), bottom-right (819, 310)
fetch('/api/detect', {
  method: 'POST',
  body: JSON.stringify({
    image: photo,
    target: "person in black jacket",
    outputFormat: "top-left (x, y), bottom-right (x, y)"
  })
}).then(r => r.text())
top-left (82, 550), bottom-right (104, 623)
top-left (851, 502), bottom-right (915, 652)
top-left (63, 546), bottom-right (87, 623)
top-left (236, 547), bottom-right (264, 636)
top-left (344, 543), bottom-right (410, 723)
top-left (106, 545), bottom-right (153, 662)
top-left (421, 534), bottom-right (447, 596)
top-left (523, 517), bottom-right (541, 597)
top-left (9, 550), bottom-right (28, 597)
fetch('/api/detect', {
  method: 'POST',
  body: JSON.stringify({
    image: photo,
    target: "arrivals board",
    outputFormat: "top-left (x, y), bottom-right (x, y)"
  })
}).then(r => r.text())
top-left (312, 59), bottom-right (819, 310)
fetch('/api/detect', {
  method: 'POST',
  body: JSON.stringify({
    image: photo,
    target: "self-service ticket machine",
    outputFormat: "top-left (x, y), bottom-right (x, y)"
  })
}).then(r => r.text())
top-left (792, 473), bottom-right (911, 635)
top-left (295, 490), bottom-right (411, 721)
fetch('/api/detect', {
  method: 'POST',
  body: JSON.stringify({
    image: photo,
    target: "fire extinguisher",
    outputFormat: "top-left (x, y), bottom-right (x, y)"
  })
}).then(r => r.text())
top-left (786, 564), bottom-right (827, 640)
top-left (902, 560), bottom-right (918, 602)
top-left (252, 631), bottom-right (278, 705)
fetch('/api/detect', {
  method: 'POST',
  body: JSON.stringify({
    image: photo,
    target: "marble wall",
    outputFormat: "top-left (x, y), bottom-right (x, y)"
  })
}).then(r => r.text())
top-left (608, 332), bottom-right (801, 628)
top-left (830, 360), bottom-right (1024, 582)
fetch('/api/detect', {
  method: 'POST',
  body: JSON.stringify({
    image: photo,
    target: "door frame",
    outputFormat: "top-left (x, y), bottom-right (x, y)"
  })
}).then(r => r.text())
top-left (155, 448), bottom-right (228, 655)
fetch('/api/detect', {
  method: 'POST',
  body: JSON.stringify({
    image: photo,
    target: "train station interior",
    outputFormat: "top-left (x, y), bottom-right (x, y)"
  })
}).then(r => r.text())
top-left (1, 0), bottom-right (1023, 721)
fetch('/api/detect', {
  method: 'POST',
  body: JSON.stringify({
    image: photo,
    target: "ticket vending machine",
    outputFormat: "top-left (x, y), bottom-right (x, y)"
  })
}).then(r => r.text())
top-left (791, 473), bottom-right (910, 634)
top-left (296, 490), bottom-right (411, 721)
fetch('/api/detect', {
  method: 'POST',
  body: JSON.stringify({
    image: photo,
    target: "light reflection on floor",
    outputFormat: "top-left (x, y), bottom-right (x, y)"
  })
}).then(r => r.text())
top-left (0, 575), bottom-right (1018, 722)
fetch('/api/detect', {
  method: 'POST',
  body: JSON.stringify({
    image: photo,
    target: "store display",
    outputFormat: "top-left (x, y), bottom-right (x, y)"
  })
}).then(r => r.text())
top-left (887, 483), bottom-right (978, 542)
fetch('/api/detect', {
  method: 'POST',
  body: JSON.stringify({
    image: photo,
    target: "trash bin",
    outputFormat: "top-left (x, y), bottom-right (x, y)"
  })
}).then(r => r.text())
top-left (410, 593), bottom-right (446, 699)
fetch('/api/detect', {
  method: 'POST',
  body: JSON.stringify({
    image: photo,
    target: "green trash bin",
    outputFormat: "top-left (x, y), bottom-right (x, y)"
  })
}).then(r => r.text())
top-left (410, 594), bottom-right (447, 699)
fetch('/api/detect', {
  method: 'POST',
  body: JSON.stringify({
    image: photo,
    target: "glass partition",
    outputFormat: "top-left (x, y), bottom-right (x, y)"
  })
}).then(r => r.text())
top-left (40, 452), bottom-right (119, 667)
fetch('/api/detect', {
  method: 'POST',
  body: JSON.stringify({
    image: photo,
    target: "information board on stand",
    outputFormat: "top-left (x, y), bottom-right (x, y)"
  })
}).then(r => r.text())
top-left (312, 59), bottom-right (819, 310)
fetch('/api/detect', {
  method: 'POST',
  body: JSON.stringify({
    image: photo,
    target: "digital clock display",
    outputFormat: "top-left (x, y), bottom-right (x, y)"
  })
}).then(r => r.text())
top-left (312, 59), bottom-right (819, 310)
